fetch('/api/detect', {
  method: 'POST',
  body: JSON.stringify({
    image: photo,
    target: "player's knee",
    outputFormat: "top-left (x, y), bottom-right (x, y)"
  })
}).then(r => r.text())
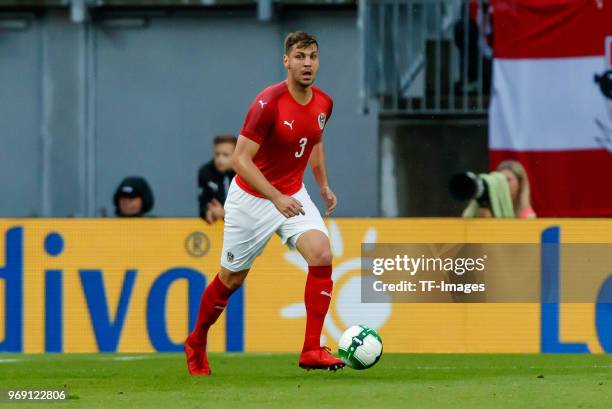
top-left (311, 246), bottom-right (332, 266)
top-left (219, 269), bottom-right (248, 291)
top-left (226, 276), bottom-right (246, 291)
top-left (226, 276), bottom-right (245, 291)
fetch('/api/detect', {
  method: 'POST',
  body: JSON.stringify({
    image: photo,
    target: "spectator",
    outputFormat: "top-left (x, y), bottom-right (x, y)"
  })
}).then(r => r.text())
top-left (198, 135), bottom-right (237, 224)
top-left (113, 176), bottom-right (155, 217)
top-left (496, 160), bottom-right (536, 218)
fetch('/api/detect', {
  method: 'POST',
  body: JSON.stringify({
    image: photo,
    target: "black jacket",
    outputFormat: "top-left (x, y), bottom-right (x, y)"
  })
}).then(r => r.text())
top-left (198, 160), bottom-right (235, 218)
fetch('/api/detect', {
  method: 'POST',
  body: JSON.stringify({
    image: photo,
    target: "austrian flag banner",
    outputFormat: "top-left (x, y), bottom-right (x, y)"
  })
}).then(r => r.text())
top-left (490, 0), bottom-right (612, 216)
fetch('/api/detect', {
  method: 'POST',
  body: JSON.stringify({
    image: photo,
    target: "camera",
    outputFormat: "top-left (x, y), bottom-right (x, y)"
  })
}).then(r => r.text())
top-left (449, 171), bottom-right (491, 208)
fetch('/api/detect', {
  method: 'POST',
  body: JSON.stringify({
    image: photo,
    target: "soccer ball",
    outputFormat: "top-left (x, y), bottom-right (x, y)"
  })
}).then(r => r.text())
top-left (338, 325), bottom-right (383, 370)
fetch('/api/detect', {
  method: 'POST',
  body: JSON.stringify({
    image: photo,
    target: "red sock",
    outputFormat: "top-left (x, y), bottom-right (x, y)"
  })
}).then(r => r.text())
top-left (189, 274), bottom-right (235, 344)
top-left (302, 265), bottom-right (333, 352)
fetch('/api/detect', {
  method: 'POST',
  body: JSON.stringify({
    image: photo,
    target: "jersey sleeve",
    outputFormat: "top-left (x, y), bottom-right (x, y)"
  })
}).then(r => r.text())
top-left (240, 94), bottom-right (276, 144)
top-left (326, 98), bottom-right (333, 125)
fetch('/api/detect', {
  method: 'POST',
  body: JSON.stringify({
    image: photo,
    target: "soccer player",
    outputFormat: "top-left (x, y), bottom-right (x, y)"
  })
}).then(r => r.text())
top-left (184, 31), bottom-right (344, 375)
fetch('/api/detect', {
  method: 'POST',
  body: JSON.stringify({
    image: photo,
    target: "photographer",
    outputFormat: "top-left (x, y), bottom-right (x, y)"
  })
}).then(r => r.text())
top-left (458, 160), bottom-right (536, 218)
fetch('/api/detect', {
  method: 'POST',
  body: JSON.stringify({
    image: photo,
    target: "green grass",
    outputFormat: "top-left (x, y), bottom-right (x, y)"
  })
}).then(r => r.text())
top-left (0, 353), bottom-right (611, 409)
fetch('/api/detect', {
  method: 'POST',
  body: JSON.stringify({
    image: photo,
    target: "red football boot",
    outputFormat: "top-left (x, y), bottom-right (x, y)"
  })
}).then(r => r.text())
top-left (299, 346), bottom-right (345, 371)
top-left (184, 334), bottom-right (211, 376)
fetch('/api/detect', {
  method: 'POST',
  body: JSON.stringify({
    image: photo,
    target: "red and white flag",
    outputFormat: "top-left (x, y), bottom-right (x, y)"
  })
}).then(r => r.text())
top-left (490, 0), bottom-right (612, 216)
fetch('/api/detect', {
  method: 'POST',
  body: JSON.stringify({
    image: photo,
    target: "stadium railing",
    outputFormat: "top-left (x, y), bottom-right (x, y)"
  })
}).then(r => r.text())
top-left (359, 0), bottom-right (490, 116)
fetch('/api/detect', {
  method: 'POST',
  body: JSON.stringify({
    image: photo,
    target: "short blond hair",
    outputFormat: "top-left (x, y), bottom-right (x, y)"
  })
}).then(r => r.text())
top-left (213, 135), bottom-right (237, 145)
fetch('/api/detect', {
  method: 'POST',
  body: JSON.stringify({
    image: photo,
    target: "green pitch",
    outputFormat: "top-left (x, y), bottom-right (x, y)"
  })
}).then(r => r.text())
top-left (0, 353), bottom-right (611, 409)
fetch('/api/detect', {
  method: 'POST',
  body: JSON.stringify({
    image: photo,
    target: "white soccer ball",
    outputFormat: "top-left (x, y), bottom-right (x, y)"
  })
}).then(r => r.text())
top-left (338, 325), bottom-right (383, 370)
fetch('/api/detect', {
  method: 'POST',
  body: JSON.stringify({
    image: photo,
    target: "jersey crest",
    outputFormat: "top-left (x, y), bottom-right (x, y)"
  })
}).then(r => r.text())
top-left (318, 112), bottom-right (326, 130)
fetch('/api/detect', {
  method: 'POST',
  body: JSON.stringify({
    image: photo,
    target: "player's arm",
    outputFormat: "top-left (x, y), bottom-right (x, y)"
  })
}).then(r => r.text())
top-left (309, 141), bottom-right (337, 216)
top-left (233, 135), bottom-right (305, 218)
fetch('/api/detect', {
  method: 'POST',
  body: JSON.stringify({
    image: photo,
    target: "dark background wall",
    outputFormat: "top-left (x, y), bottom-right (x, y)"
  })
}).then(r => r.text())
top-left (380, 117), bottom-right (488, 217)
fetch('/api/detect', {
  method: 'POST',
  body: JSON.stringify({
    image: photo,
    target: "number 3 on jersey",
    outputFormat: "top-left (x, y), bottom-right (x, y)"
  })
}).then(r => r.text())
top-left (295, 137), bottom-right (307, 158)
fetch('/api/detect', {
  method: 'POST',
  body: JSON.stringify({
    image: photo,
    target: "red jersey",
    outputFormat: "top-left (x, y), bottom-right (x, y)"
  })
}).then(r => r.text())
top-left (236, 81), bottom-right (333, 197)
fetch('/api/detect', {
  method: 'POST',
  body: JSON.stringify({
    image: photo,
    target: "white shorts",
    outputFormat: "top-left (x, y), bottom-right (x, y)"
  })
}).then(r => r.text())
top-left (220, 179), bottom-right (329, 272)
